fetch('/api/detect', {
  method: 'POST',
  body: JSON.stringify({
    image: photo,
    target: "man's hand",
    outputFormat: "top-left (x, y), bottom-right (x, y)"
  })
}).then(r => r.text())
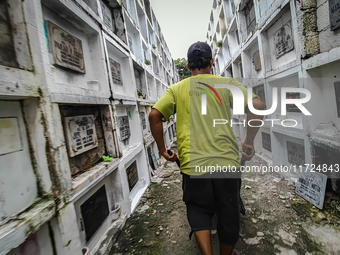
top-left (241, 142), bottom-right (255, 161)
top-left (160, 148), bottom-right (178, 162)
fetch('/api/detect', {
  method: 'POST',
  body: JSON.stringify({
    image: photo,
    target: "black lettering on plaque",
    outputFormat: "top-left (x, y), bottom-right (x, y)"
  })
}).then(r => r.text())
top-left (140, 112), bottom-right (146, 129)
top-left (274, 22), bottom-right (294, 58)
top-left (286, 92), bottom-right (301, 112)
top-left (253, 50), bottom-right (261, 71)
top-left (262, 132), bottom-right (271, 152)
top-left (118, 116), bottom-right (130, 140)
top-left (47, 21), bottom-right (85, 73)
top-left (334, 82), bottom-right (340, 117)
top-left (287, 141), bottom-right (305, 166)
top-left (81, 185), bottom-right (109, 242)
top-left (109, 58), bottom-right (123, 85)
top-left (329, 0), bottom-right (340, 30)
top-left (126, 161), bottom-right (138, 191)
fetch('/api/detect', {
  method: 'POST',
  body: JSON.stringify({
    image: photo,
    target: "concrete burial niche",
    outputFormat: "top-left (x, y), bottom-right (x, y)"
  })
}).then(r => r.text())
top-left (60, 104), bottom-right (119, 179)
top-left (115, 105), bottom-right (143, 153)
top-left (125, 0), bottom-right (138, 24)
top-left (139, 105), bottom-right (150, 135)
top-left (242, 36), bottom-right (265, 82)
top-left (42, 4), bottom-right (109, 98)
top-left (147, 72), bottom-right (157, 101)
top-left (223, 0), bottom-right (234, 26)
top-left (105, 37), bottom-right (135, 99)
top-left (238, 0), bottom-right (256, 42)
top-left (261, 4), bottom-right (298, 73)
top-left (253, 127), bottom-right (273, 161)
top-left (99, 0), bottom-right (127, 44)
top-left (267, 74), bottom-right (304, 129)
top-left (220, 38), bottom-right (231, 67)
top-left (133, 61), bottom-right (148, 99)
top-left (305, 61), bottom-right (340, 135)
top-left (123, 148), bottom-right (150, 213)
top-left (227, 18), bottom-right (241, 57)
top-left (0, 101), bottom-right (37, 222)
top-left (136, 0), bottom-right (148, 42)
top-left (73, 170), bottom-right (122, 253)
top-left (232, 55), bottom-right (244, 78)
top-left (125, 12), bottom-right (143, 61)
top-left (271, 131), bottom-right (311, 175)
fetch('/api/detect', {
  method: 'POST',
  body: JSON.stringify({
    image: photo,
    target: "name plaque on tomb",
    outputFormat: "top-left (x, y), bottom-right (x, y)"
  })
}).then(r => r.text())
top-left (286, 92), bottom-right (301, 112)
top-left (100, 1), bottom-right (113, 30)
top-left (262, 132), bottom-right (271, 152)
top-left (334, 82), bottom-right (340, 117)
top-left (287, 141), bottom-right (305, 166)
top-left (81, 185), bottom-right (109, 242)
top-left (329, 0), bottom-right (340, 31)
top-left (0, 117), bottom-right (23, 156)
top-left (118, 116), bottom-right (130, 140)
top-left (63, 115), bottom-right (98, 157)
top-left (47, 21), bottom-right (85, 73)
top-left (109, 58), bottom-right (123, 85)
top-left (140, 112), bottom-right (146, 129)
top-left (126, 161), bottom-right (138, 191)
top-left (296, 171), bottom-right (327, 209)
top-left (253, 50), bottom-right (261, 71)
top-left (274, 22), bottom-right (294, 59)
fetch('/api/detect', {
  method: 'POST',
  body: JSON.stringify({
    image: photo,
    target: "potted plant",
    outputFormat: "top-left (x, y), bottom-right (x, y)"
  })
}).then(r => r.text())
top-left (152, 44), bottom-right (156, 50)
top-left (137, 90), bottom-right (143, 99)
top-left (110, 204), bottom-right (121, 221)
top-left (217, 40), bottom-right (223, 47)
top-left (145, 59), bottom-right (151, 65)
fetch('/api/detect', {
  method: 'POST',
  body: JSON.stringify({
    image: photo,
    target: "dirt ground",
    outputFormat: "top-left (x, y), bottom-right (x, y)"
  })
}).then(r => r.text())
top-left (110, 142), bottom-right (340, 255)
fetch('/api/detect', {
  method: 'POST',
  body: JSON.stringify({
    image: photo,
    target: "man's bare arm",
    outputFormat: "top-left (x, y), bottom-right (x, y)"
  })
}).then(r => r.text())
top-left (149, 109), bottom-right (177, 162)
top-left (242, 97), bottom-right (265, 161)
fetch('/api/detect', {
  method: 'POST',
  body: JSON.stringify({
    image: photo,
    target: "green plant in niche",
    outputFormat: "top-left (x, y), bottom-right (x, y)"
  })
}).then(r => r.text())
top-left (120, 0), bottom-right (124, 6)
top-left (152, 44), bottom-right (156, 49)
top-left (145, 59), bottom-right (151, 65)
top-left (102, 155), bottom-right (113, 162)
top-left (217, 40), bottom-right (223, 47)
top-left (209, 36), bottom-right (212, 41)
top-left (137, 90), bottom-right (143, 97)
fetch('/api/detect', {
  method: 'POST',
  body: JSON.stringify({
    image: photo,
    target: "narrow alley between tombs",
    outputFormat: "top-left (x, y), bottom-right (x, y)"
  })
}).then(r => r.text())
top-left (110, 142), bottom-right (340, 255)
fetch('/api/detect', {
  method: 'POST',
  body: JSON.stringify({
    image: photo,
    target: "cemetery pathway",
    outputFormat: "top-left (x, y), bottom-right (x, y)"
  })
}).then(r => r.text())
top-left (110, 142), bottom-right (340, 255)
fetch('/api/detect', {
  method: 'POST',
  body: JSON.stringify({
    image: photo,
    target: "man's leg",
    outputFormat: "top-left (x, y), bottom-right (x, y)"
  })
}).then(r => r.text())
top-left (213, 176), bottom-right (241, 255)
top-left (194, 230), bottom-right (212, 255)
top-left (220, 243), bottom-right (238, 255)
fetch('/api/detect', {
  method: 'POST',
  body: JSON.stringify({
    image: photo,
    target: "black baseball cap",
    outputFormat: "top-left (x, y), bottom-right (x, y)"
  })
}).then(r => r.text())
top-left (187, 42), bottom-right (212, 62)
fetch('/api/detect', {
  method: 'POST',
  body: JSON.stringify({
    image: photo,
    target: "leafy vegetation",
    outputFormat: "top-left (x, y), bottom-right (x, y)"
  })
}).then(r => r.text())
top-left (174, 58), bottom-right (191, 80)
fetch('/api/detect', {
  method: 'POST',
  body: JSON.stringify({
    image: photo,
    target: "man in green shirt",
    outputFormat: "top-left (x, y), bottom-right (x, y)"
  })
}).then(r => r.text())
top-left (149, 42), bottom-right (264, 255)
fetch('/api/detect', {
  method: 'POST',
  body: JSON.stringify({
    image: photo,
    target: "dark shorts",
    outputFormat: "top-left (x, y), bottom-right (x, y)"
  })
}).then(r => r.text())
top-left (182, 172), bottom-right (241, 245)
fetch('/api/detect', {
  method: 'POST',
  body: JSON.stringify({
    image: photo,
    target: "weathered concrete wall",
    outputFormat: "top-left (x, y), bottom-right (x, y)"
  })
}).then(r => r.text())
top-left (0, 101), bottom-right (38, 223)
top-left (299, 0), bottom-right (320, 59)
top-left (317, 0), bottom-right (340, 53)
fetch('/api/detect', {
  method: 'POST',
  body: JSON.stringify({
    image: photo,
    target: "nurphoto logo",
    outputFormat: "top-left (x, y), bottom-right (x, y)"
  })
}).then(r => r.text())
top-left (197, 82), bottom-right (312, 128)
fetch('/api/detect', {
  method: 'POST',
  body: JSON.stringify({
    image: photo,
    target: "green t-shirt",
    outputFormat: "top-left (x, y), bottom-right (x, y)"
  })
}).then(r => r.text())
top-left (153, 74), bottom-right (258, 175)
